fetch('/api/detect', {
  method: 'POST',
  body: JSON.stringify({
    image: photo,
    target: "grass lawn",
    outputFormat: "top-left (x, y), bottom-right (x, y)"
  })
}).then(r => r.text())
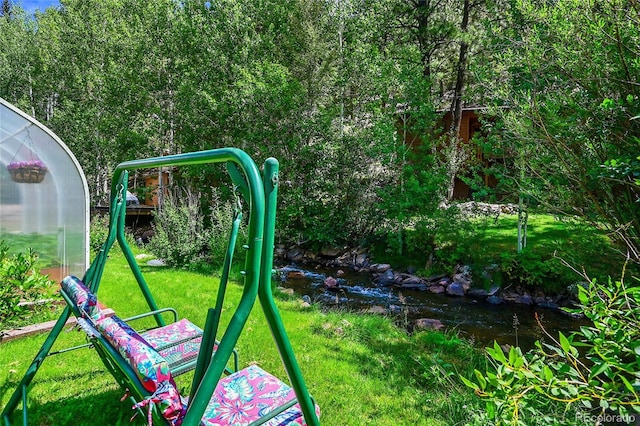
top-left (465, 213), bottom-right (630, 290)
top-left (1, 248), bottom-right (487, 425)
top-left (380, 211), bottom-right (630, 293)
top-left (469, 213), bottom-right (621, 274)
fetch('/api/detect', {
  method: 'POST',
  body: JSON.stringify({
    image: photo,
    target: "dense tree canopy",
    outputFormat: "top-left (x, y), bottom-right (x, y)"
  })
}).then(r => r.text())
top-left (1, 0), bottom-right (638, 261)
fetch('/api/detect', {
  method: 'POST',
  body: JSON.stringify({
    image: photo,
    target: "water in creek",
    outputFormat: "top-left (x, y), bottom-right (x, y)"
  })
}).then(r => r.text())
top-left (276, 264), bottom-right (590, 350)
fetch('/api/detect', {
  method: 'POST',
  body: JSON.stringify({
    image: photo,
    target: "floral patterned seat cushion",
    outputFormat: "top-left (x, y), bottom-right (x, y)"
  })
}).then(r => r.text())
top-left (141, 318), bottom-right (203, 349)
top-left (95, 315), bottom-right (185, 424)
top-left (60, 275), bottom-right (101, 320)
top-left (141, 319), bottom-right (204, 370)
top-left (201, 365), bottom-right (320, 425)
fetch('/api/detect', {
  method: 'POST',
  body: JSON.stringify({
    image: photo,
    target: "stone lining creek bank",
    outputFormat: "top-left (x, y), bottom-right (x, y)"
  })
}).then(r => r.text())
top-left (275, 246), bottom-right (590, 350)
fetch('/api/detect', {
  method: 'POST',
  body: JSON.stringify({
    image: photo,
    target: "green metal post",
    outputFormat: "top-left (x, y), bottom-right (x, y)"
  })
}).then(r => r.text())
top-left (188, 210), bottom-right (242, 400)
top-left (258, 158), bottom-right (320, 425)
top-left (209, 210), bottom-right (242, 349)
top-left (114, 175), bottom-right (165, 327)
top-left (188, 308), bottom-right (217, 402)
top-left (83, 171), bottom-right (128, 291)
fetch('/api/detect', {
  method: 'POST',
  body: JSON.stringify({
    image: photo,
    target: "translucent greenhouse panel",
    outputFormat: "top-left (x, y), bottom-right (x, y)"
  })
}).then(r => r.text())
top-left (0, 98), bottom-right (89, 282)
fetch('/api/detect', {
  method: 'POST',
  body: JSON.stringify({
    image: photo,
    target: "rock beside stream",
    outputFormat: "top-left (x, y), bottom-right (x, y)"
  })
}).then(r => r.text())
top-left (275, 245), bottom-right (580, 313)
top-left (413, 318), bottom-right (445, 331)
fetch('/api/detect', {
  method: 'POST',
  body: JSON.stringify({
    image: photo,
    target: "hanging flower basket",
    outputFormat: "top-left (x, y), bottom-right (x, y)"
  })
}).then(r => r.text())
top-left (6, 160), bottom-right (48, 184)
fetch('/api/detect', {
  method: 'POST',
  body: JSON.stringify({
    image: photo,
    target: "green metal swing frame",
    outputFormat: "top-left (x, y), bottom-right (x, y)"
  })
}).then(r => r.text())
top-left (1, 148), bottom-right (320, 426)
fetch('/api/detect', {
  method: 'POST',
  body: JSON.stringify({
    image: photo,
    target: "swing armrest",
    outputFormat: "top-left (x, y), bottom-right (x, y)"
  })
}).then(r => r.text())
top-left (121, 307), bottom-right (179, 329)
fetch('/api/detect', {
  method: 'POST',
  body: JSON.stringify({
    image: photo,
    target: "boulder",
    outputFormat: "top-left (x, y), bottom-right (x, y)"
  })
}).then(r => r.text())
top-left (324, 276), bottom-right (338, 289)
top-left (355, 253), bottom-right (369, 268)
top-left (402, 276), bottom-right (422, 285)
top-left (374, 269), bottom-right (395, 286)
top-left (277, 287), bottom-right (294, 296)
top-left (286, 270), bottom-right (305, 279)
top-left (399, 276), bottom-right (427, 291)
top-left (370, 263), bottom-right (392, 273)
top-left (488, 285), bottom-right (501, 296)
top-left (446, 282), bottom-right (465, 296)
top-left (400, 282), bottom-right (427, 291)
top-left (487, 295), bottom-right (503, 305)
top-left (286, 247), bottom-right (305, 262)
top-left (515, 294), bottom-right (533, 305)
top-left (414, 318), bottom-right (445, 331)
top-left (335, 252), bottom-right (353, 266)
top-left (467, 288), bottom-right (489, 298)
top-left (429, 285), bottom-right (446, 294)
top-left (321, 245), bottom-right (342, 257)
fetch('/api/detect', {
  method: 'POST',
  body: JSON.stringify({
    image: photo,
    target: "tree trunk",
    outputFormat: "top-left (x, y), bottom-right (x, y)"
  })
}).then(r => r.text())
top-left (445, 0), bottom-right (471, 202)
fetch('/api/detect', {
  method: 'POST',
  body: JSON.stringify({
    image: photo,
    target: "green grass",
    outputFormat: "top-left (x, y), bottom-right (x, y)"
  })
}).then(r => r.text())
top-left (1, 248), bottom-right (486, 425)
top-left (465, 213), bottom-right (628, 290)
top-left (375, 212), bottom-right (629, 292)
top-left (468, 213), bottom-right (619, 271)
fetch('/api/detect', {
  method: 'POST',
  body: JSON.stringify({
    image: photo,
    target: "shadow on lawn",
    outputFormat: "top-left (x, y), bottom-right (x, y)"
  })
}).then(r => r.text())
top-left (2, 367), bottom-right (137, 425)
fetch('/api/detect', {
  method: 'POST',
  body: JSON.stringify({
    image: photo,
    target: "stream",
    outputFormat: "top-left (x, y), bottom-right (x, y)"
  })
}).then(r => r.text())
top-left (276, 264), bottom-right (590, 350)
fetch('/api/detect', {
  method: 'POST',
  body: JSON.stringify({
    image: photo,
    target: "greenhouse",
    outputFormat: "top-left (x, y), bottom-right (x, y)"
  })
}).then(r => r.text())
top-left (0, 98), bottom-right (89, 281)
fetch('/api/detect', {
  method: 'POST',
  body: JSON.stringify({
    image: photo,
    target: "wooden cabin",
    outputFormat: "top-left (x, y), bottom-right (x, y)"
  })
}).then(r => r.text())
top-left (397, 106), bottom-right (502, 200)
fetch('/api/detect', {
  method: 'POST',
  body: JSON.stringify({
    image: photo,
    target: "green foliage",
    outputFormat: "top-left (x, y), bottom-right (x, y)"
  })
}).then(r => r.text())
top-left (462, 274), bottom-right (640, 425)
top-left (207, 188), bottom-right (248, 270)
top-left (89, 214), bottom-right (109, 255)
top-left (0, 241), bottom-right (54, 324)
top-left (372, 206), bottom-right (475, 273)
top-left (476, 0), bottom-right (640, 263)
top-left (498, 250), bottom-right (567, 293)
top-left (146, 186), bottom-right (249, 273)
top-left (147, 189), bottom-right (211, 269)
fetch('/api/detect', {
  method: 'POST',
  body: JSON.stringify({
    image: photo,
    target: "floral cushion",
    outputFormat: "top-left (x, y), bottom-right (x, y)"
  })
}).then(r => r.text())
top-left (201, 365), bottom-right (320, 425)
top-left (60, 275), bottom-right (101, 320)
top-left (141, 318), bottom-right (203, 349)
top-left (157, 336), bottom-right (203, 368)
top-left (95, 315), bottom-right (185, 424)
top-left (141, 319), bottom-right (204, 370)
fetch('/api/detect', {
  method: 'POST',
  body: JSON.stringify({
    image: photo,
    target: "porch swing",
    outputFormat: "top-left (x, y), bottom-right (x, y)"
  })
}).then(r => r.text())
top-left (1, 148), bottom-right (321, 426)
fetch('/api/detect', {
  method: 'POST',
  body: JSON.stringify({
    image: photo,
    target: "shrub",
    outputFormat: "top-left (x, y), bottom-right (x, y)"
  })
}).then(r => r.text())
top-left (0, 240), bottom-right (54, 325)
top-left (207, 188), bottom-right (248, 270)
top-left (498, 250), bottom-right (570, 293)
top-left (89, 214), bottom-right (110, 254)
top-left (373, 206), bottom-right (474, 273)
top-left (147, 189), bottom-right (211, 269)
top-left (462, 273), bottom-right (640, 425)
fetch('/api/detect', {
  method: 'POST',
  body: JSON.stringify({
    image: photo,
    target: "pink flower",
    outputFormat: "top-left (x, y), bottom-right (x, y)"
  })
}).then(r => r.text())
top-left (7, 160), bottom-right (47, 171)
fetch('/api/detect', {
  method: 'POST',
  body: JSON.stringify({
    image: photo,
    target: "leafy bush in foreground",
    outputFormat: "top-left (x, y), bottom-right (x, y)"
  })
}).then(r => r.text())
top-left (462, 274), bottom-right (640, 425)
top-left (0, 241), bottom-right (54, 325)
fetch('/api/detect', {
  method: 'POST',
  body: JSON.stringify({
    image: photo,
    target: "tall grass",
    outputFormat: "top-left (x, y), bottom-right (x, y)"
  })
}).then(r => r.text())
top-left (1, 247), bottom-right (485, 425)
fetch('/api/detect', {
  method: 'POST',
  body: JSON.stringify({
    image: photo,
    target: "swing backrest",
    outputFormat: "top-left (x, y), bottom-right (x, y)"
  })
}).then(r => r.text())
top-left (61, 276), bottom-right (185, 424)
